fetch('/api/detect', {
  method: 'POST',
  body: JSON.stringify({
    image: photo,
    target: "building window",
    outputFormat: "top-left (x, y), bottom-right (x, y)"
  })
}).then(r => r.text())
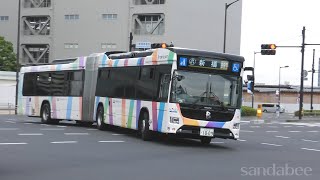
top-left (133, 14), bottom-right (165, 35)
top-left (102, 14), bottom-right (118, 20)
top-left (24, 0), bottom-right (51, 8)
top-left (101, 43), bottom-right (117, 49)
top-left (65, 14), bottom-right (79, 20)
top-left (23, 16), bottom-right (50, 35)
top-left (0, 16), bottom-right (9, 21)
top-left (22, 44), bottom-right (50, 64)
top-left (64, 43), bottom-right (79, 49)
top-left (134, 0), bottom-right (165, 5)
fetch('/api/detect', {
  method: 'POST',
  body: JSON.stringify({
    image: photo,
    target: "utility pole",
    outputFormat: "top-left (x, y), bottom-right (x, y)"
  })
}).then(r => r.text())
top-left (311, 49), bottom-right (315, 112)
top-left (15, 0), bottom-right (21, 115)
top-left (298, 26), bottom-right (306, 120)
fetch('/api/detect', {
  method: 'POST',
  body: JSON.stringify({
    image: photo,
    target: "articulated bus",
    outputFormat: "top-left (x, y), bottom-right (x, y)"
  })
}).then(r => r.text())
top-left (18, 47), bottom-right (247, 144)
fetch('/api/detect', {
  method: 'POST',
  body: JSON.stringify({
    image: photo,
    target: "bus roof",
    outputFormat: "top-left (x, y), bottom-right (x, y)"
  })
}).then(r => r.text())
top-left (168, 47), bottom-right (245, 63)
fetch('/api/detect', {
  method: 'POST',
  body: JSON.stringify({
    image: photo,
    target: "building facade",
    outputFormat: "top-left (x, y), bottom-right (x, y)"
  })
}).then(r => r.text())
top-left (0, 0), bottom-right (243, 64)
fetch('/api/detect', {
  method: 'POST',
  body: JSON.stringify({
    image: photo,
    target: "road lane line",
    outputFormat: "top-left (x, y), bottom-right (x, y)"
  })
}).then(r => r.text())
top-left (86, 129), bottom-right (98, 131)
top-left (40, 124), bottom-right (51, 126)
top-left (289, 131), bottom-right (301, 133)
top-left (241, 130), bottom-right (254, 132)
top-left (40, 128), bottom-right (65, 131)
top-left (238, 139), bottom-right (247, 142)
top-left (112, 134), bottom-right (124, 136)
top-left (266, 131), bottom-right (278, 133)
top-left (64, 133), bottom-right (89, 135)
top-left (18, 133), bottom-right (43, 136)
top-left (261, 143), bottom-right (283, 147)
top-left (23, 123), bottom-right (33, 125)
top-left (211, 142), bottom-right (225, 144)
top-left (0, 128), bottom-right (19, 130)
top-left (302, 139), bottom-right (318, 143)
top-left (301, 148), bottom-right (320, 152)
top-left (308, 131), bottom-right (318, 133)
top-left (275, 136), bottom-right (290, 139)
top-left (0, 142), bottom-right (28, 145)
top-left (50, 141), bottom-right (78, 144)
top-left (5, 121), bottom-right (16, 124)
top-left (250, 126), bottom-right (260, 128)
top-left (57, 126), bottom-right (67, 128)
top-left (98, 141), bottom-right (125, 143)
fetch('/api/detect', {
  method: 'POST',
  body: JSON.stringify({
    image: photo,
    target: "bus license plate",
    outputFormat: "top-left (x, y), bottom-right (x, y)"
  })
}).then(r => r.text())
top-left (200, 128), bottom-right (214, 137)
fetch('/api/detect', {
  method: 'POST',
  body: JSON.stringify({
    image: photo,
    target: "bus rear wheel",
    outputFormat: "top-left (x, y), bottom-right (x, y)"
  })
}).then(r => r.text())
top-left (139, 112), bottom-right (152, 141)
top-left (96, 105), bottom-right (107, 130)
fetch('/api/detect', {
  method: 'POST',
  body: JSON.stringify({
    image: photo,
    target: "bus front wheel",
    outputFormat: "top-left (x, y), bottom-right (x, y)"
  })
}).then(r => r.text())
top-left (96, 105), bottom-right (107, 130)
top-left (41, 103), bottom-right (52, 124)
top-left (200, 137), bottom-right (212, 145)
top-left (139, 112), bottom-right (152, 141)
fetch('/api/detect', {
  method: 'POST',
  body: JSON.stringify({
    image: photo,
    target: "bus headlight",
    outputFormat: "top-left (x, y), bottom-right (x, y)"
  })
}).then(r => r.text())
top-left (170, 117), bottom-right (180, 124)
top-left (233, 123), bottom-right (240, 129)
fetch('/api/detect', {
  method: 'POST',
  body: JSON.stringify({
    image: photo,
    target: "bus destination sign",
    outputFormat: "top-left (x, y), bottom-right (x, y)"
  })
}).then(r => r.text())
top-left (179, 56), bottom-right (229, 71)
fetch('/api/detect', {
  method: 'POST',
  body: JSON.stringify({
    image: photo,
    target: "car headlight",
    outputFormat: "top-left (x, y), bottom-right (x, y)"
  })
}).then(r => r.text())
top-left (170, 117), bottom-right (180, 124)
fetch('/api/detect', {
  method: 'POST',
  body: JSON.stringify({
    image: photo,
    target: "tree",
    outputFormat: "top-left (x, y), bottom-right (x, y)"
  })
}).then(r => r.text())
top-left (0, 36), bottom-right (17, 71)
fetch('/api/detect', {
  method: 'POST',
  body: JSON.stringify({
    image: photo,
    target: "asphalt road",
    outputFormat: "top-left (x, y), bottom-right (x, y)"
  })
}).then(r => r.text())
top-left (0, 115), bottom-right (319, 180)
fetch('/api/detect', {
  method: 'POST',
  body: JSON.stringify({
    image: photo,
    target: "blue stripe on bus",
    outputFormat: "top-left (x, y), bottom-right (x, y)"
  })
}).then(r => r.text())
top-left (66, 97), bottom-right (73, 120)
top-left (102, 55), bottom-right (107, 66)
top-left (57, 64), bottom-right (62, 71)
top-left (136, 100), bottom-right (141, 129)
top-left (114, 60), bottom-right (119, 67)
top-left (157, 102), bottom-right (165, 132)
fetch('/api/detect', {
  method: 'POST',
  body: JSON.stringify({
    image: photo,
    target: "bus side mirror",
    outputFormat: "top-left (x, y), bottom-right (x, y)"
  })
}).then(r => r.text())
top-left (174, 75), bottom-right (185, 81)
top-left (247, 80), bottom-right (254, 94)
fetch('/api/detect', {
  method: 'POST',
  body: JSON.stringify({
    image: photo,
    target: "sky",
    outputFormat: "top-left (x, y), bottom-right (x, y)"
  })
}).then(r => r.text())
top-left (240, 0), bottom-right (320, 86)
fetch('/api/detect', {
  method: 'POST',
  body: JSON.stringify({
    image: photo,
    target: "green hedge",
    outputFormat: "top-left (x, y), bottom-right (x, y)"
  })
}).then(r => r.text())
top-left (241, 106), bottom-right (257, 116)
top-left (294, 110), bottom-right (320, 116)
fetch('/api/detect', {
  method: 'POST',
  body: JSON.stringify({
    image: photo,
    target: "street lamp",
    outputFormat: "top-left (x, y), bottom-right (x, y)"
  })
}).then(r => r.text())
top-left (223, 0), bottom-right (240, 53)
top-left (278, 65), bottom-right (289, 113)
top-left (250, 51), bottom-right (261, 108)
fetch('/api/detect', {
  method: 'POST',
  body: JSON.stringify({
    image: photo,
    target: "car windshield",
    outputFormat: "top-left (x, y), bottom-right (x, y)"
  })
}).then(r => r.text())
top-left (170, 70), bottom-right (241, 108)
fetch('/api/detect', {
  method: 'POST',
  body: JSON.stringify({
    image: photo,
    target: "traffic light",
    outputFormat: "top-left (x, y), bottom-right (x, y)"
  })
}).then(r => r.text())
top-left (261, 44), bottom-right (276, 55)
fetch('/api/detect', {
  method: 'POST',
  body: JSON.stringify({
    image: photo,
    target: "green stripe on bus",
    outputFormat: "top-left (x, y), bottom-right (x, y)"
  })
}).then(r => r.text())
top-left (168, 51), bottom-right (175, 64)
top-left (127, 100), bottom-right (134, 128)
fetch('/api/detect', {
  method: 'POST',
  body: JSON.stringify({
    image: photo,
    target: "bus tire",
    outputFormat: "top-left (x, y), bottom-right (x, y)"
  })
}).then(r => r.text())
top-left (40, 103), bottom-right (52, 124)
top-left (139, 112), bottom-right (152, 141)
top-left (200, 137), bottom-right (212, 145)
top-left (96, 105), bottom-right (107, 130)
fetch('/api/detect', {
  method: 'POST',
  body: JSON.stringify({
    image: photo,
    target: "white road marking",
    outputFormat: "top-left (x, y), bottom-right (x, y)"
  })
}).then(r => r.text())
top-left (64, 133), bottom-right (89, 135)
top-left (211, 142), bottom-right (225, 144)
top-left (98, 141), bottom-right (125, 143)
top-left (266, 131), bottom-right (278, 133)
top-left (18, 133), bottom-right (43, 136)
top-left (261, 143), bottom-right (283, 147)
top-left (40, 128), bottom-right (65, 131)
top-left (57, 126), bottom-right (67, 128)
top-left (0, 142), bottom-right (28, 145)
top-left (112, 134), bottom-right (123, 136)
top-left (301, 148), bottom-right (320, 152)
top-left (289, 131), bottom-right (301, 133)
top-left (302, 139), bottom-right (318, 143)
top-left (50, 141), bottom-right (78, 144)
top-left (241, 130), bottom-right (254, 132)
top-left (5, 121), bottom-right (16, 124)
top-left (23, 123), bottom-right (33, 125)
top-left (238, 139), bottom-right (247, 142)
top-left (86, 129), bottom-right (98, 131)
top-left (250, 126), bottom-right (260, 128)
top-left (40, 124), bottom-right (51, 126)
top-left (275, 136), bottom-right (290, 139)
top-left (268, 126), bottom-right (278, 128)
top-left (0, 128), bottom-right (19, 130)
top-left (307, 131), bottom-right (319, 133)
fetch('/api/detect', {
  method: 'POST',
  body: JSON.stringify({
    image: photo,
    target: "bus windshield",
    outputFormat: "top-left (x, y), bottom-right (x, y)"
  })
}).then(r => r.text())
top-left (170, 70), bottom-right (241, 108)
